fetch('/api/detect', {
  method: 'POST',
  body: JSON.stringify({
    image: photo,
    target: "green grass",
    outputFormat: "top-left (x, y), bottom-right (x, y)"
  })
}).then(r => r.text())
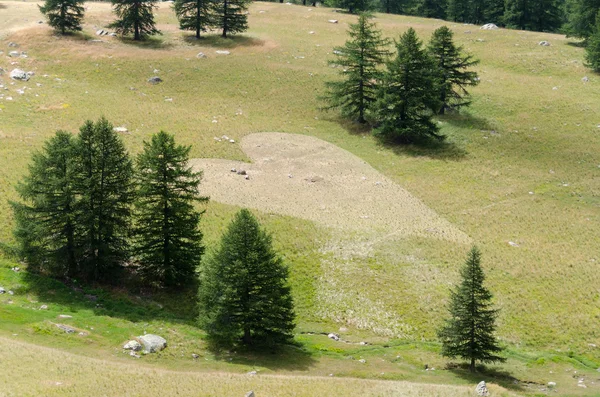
top-left (2, 1), bottom-right (600, 395)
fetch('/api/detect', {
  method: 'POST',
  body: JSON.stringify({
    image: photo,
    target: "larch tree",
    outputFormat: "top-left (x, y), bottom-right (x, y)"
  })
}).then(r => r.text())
top-left (133, 131), bottom-right (207, 288)
top-left (174, 0), bottom-right (215, 39)
top-left (212, 0), bottom-right (251, 38)
top-left (565, 0), bottom-right (600, 40)
top-left (198, 209), bottom-right (295, 347)
top-left (438, 247), bottom-right (505, 373)
top-left (373, 28), bottom-right (442, 143)
top-left (73, 118), bottom-right (134, 282)
top-left (504, 0), bottom-right (563, 32)
top-left (10, 131), bottom-right (78, 276)
top-left (585, 12), bottom-right (600, 71)
top-left (322, 13), bottom-right (390, 124)
top-left (109, 0), bottom-right (161, 40)
top-left (39, 0), bottom-right (85, 35)
top-left (428, 26), bottom-right (479, 114)
top-left (417, 0), bottom-right (447, 19)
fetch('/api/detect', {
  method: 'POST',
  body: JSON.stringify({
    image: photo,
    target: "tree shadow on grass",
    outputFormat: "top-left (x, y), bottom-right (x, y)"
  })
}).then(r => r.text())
top-left (383, 137), bottom-right (468, 161)
top-left (446, 362), bottom-right (527, 392)
top-left (19, 269), bottom-right (198, 326)
top-left (183, 34), bottom-right (265, 49)
top-left (208, 341), bottom-right (317, 371)
top-left (567, 40), bottom-right (586, 48)
top-left (117, 36), bottom-right (174, 50)
top-left (441, 111), bottom-right (495, 132)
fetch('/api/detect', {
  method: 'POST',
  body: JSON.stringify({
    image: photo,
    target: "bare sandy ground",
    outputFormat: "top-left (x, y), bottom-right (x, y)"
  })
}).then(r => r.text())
top-left (191, 133), bottom-right (469, 243)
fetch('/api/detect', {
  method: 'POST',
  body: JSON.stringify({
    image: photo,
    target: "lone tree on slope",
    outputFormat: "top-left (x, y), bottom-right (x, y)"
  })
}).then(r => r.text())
top-left (174, 0), bottom-right (216, 39)
top-left (212, 0), bottom-right (251, 38)
top-left (438, 246), bottom-right (505, 372)
top-left (322, 13), bottom-right (390, 124)
top-left (133, 131), bottom-right (208, 288)
top-left (110, 0), bottom-right (161, 41)
top-left (198, 209), bottom-right (295, 347)
top-left (428, 26), bottom-right (479, 115)
top-left (39, 0), bottom-right (85, 35)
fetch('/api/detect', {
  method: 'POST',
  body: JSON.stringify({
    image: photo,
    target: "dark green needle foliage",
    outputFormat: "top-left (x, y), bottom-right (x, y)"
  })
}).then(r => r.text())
top-left (109, 0), bottom-right (161, 40)
top-left (134, 131), bottom-right (207, 288)
top-left (174, 0), bottom-right (215, 39)
top-left (428, 26), bottom-right (479, 114)
top-left (438, 247), bottom-right (505, 372)
top-left (565, 0), bottom-right (600, 40)
top-left (447, 0), bottom-right (504, 24)
top-left (374, 28), bottom-right (442, 143)
top-left (73, 118), bottom-right (134, 282)
top-left (329, 0), bottom-right (372, 14)
top-left (504, 0), bottom-right (563, 32)
top-left (198, 209), bottom-right (295, 347)
top-left (212, 0), bottom-right (251, 37)
top-left (417, 0), bottom-right (446, 19)
top-left (585, 13), bottom-right (600, 71)
top-left (322, 13), bottom-right (390, 124)
top-left (39, 0), bottom-right (85, 35)
top-left (11, 131), bottom-right (78, 276)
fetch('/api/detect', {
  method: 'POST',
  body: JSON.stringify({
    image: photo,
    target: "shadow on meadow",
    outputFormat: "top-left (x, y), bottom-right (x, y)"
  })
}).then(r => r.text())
top-left (209, 343), bottom-right (318, 371)
top-left (118, 35), bottom-right (175, 50)
top-left (446, 362), bottom-right (526, 393)
top-left (383, 137), bottom-right (468, 161)
top-left (183, 34), bottom-right (265, 49)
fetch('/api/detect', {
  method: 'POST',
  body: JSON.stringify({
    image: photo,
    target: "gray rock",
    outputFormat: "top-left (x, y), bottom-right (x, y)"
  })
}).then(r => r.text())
top-left (475, 381), bottom-right (489, 396)
top-left (109, 33), bottom-right (117, 37)
top-left (192, 353), bottom-right (199, 359)
top-left (56, 324), bottom-right (76, 334)
top-left (247, 371), bottom-right (257, 376)
top-left (123, 340), bottom-right (142, 351)
top-left (237, 170), bottom-right (247, 175)
top-left (10, 69), bottom-right (31, 81)
top-left (138, 334), bottom-right (167, 353)
top-left (0, 287), bottom-right (5, 294)
top-left (148, 76), bottom-right (162, 84)
top-left (539, 41), bottom-right (550, 46)
top-left (40, 304), bottom-right (48, 310)
top-left (548, 382), bottom-right (556, 388)
top-left (196, 52), bottom-right (207, 58)
top-left (328, 19), bottom-right (338, 23)
top-left (480, 23), bottom-right (498, 30)
top-left (582, 76), bottom-right (589, 83)
top-left (113, 126), bottom-right (128, 133)
top-left (9, 51), bottom-right (20, 57)
top-left (215, 50), bottom-right (230, 55)
top-left (245, 391), bottom-right (255, 397)
top-left (8, 42), bottom-right (18, 47)
top-left (8, 291), bottom-right (14, 296)
top-left (328, 333), bottom-right (340, 341)
top-left (358, 358), bottom-right (366, 363)
top-left (58, 314), bottom-right (73, 319)
top-left (96, 29), bottom-right (105, 36)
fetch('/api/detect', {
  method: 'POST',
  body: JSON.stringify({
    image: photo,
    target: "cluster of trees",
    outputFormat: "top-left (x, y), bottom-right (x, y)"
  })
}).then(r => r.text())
top-left (39, 0), bottom-right (251, 39)
top-left (322, 14), bottom-right (479, 143)
top-left (11, 119), bottom-right (296, 347)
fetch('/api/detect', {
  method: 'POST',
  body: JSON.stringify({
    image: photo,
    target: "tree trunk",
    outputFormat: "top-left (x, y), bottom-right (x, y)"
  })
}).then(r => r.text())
top-left (303, 0), bottom-right (306, 5)
top-left (242, 327), bottom-right (252, 344)
top-left (222, 0), bottom-right (228, 37)
top-left (470, 357), bottom-right (475, 372)
top-left (196, 0), bottom-right (201, 39)
top-left (134, 22), bottom-right (140, 40)
top-left (311, 1), bottom-right (316, 6)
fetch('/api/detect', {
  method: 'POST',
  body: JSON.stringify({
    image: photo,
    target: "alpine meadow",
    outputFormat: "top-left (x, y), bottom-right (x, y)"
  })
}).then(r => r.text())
top-left (1, 1), bottom-right (600, 396)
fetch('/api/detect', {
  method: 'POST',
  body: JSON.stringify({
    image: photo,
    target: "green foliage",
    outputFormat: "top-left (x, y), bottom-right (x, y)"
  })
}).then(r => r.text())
top-left (565, 0), bottom-right (600, 39)
top-left (10, 131), bottom-right (77, 276)
top-left (133, 131), bottom-right (207, 288)
top-left (322, 13), bottom-right (391, 124)
top-left (428, 26), bottom-right (479, 114)
top-left (438, 247), bottom-right (505, 372)
top-left (585, 12), bottom-right (600, 71)
top-left (109, 0), bottom-right (161, 40)
top-left (446, 0), bottom-right (504, 24)
top-left (373, 28), bottom-right (442, 143)
top-left (504, 0), bottom-right (563, 32)
top-left (73, 118), bottom-right (134, 282)
top-left (173, 0), bottom-right (216, 38)
top-left (378, 0), bottom-right (416, 14)
top-left (416, 0), bottom-right (446, 19)
top-left (198, 209), bottom-right (295, 347)
top-left (38, 0), bottom-right (84, 34)
top-left (328, 0), bottom-right (372, 14)
top-left (212, 0), bottom-right (251, 38)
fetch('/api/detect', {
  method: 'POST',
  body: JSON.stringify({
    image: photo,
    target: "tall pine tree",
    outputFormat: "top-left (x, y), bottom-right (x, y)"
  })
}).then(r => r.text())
top-left (174, 0), bottom-right (215, 39)
top-left (134, 131), bottom-right (207, 288)
top-left (565, 0), bottom-right (600, 39)
top-left (374, 28), bottom-right (442, 143)
top-left (447, 0), bottom-right (504, 24)
top-left (417, 0), bottom-right (446, 19)
top-left (198, 209), bottom-right (295, 347)
top-left (504, 0), bottom-right (563, 32)
top-left (73, 118), bottom-right (134, 282)
top-left (428, 26), bottom-right (479, 114)
top-left (10, 131), bottom-right (77, 276)
top-left (39, 0), bottom-right (85, 35)
top-left (110, 0), bottom-right (160, 40)
top-left (585, 12), bottom-right (600, 70)
top-left (212, 0), bottom-right (251, 37)
top-left (438, 247), bottom-right (505, 372)
top-left (322, 13), bottom-right (391, 124)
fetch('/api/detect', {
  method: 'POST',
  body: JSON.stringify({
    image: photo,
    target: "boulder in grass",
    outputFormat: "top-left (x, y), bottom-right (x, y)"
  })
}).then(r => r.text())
top-left (480, 23), bottom-right (498, 30)
top-left (475, 381), bottom-right (489, 396)
top-left (539, 41), bottom-right (550, 46)
top-left (148, 76), bottom-right (162, 84)
top-left (123, 340), bottom-right (142, 351)
top-left (139, 334), bottom-right (167, 353)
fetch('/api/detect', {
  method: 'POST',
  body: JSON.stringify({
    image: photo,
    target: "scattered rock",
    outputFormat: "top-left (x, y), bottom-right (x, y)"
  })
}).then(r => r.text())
top-left (229, 139), bottom-right (235, 143)
top-left (11, 267), bottom-right (20, 272)
top-left (475, 381), bottom-right (489, 396)
top-left (58, 314), bottom-right (72, 319)
top-left (247, 370), bottom-right (257, 376)
top-left (539, 41), bottom-right (550, 46)
top-left (56, 324), bottom-right (76, 334)
top-left (231, 168), bottom-right (237, 172)
top-left (552, 86), bottom-right (558, 90)
top-left (582, 76), bottom-right (589, 83)
top-left (8, 42), bottom-right (18, 47)
top-left (245, 391), bottom-right (255, 397)
top-left (244, 175), bottom-right (250, 180)
top-left (192, 353), bottom-right (199, 359)
top-left (328, 333), bottom-right (340, 341)
top-left (10, 69), bottom-right (33, 81)
top-left (237, 170), bottom-right (247, 175)
top-left (8, 51), bottom-right (20, 57)
top-left (480, 23), bottom-right (498, 30)
top-left (138, 334), bottom-right (167, 353)
top-left (8, 291), bottom-right (14, 296)
top-left (96, 29), bottom-right (105, 36)
top-left (147, 76), bottom-right (162, 84)
top-left (333, 50), bottom-right (343, 55)
top-left (215, 50), bottom-right (230, 55)
top-left (196, 52), bottom-right (207, 58)
top-left (308, 31), bottom-right (315, 35)
top-left (358, 359), bottom-right (366, 363)
top-left (113, 126), bottom-right (128, 133)
top-left (508, 241), bottom-right (519, 247)
top-left (0, 287), bottom-right (4, 294)
top-left (123, 340), bottom-right (142, 351)
top-left (38, 20), bottom-right (44, 24)
top-left (129, 351), bottom-right (141, 358)
top-left (328, 19), bottom-right (338, 23)
top-left (476, 38), bottom-right (485, 42)
top-left (40, 304), bottom-right (48, 310)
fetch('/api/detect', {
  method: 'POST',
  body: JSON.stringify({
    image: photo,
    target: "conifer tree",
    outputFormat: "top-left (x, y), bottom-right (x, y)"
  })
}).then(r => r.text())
top-left (198, 209), bottom-right (295, 347)
top-left (565, 0), bottom-right (600, 40)
top-left (446, 0), bottom-right (473, 22)
top-left (438, 247), bottom-right (505, 372)
top-left (322, 13), bottom-right (390, 124)
top-left (374, 28), bottom-right (442, 143)
top-left (10, 131), bottom-right (77, 276)
top-left (73, 118), bottom-right (134, 282)
top-left (585, 13), bottom-right (600, 71)
top-left (39, 0), bottom-right (85, 35)
top-left (212, 0), bottom-right (251, 38)
top-left (504, 0), bottom-right (563, 32)
top-left (110, 0), bottom-right (160, 40)
top-left (333, 0), bottom-right (372, 14)
top-left (428, 26), bottom-right (479, 114)
top-left (417, 0), bottom-right (446, 19)
top-left (447, 0), bottom-right (503, 24)
top-left (134, 131), bottom-right (207, 288)
top-left (174, 0), bottom-right (215, 39)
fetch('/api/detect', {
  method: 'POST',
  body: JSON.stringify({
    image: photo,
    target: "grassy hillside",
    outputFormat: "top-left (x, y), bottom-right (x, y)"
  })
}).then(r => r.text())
top-left (1, 1), bottom-right (600, 395)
